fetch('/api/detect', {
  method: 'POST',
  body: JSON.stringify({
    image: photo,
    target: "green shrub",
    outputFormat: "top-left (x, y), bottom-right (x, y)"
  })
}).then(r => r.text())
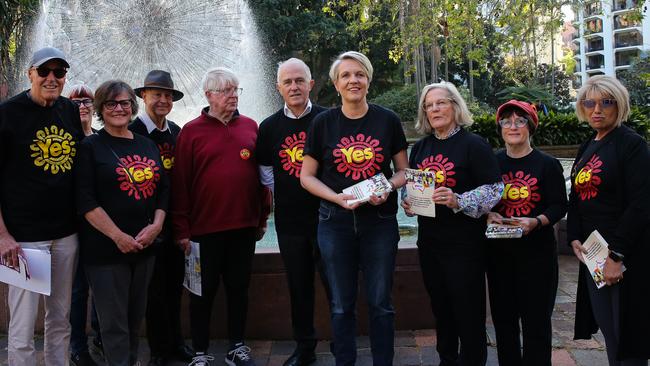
top-left (371, 84), bottom-right (418, 122)
top-left (467, 106), bottom-right (650, 148)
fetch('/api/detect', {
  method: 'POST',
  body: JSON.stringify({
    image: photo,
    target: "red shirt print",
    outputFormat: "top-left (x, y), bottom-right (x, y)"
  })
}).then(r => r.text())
top-left (497, 170), bottom-right (541, 216)
top-left (416, 154), bottom-right (456, 187)
top-left (279, 131), bottom-right (306, 178)
top-left (333, 133), bottom-right (384, 180)
top-left (574, 154), bottom-right (602, 201)
top-left (116, 155), bottom-right (161, 200)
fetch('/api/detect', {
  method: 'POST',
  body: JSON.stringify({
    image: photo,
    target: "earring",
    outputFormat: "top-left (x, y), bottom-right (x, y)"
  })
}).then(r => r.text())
top-left (337, 92), bottom-right (340, 97)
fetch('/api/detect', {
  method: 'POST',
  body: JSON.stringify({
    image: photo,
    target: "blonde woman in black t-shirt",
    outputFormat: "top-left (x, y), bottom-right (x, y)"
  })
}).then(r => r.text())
top-left (402, 82), bottom-right (503, 365)
top-left (569, 75), bottom-right (650, 365)
top-left (486, 100), bottom-right (567, 366)
top-left (302, 51), bottom-right (409, 366)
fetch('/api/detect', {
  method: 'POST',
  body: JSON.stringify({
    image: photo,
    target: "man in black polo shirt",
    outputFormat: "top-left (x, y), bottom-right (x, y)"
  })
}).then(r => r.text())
top-left (129, 70), bottom-right (194, 365)
top-left (256, 58), bottom-right (329, 366)
top-left (0, 46), bottom-right (83, 366)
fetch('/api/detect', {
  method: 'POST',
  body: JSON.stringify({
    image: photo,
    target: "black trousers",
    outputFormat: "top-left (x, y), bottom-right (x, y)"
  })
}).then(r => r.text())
top-left (277, 231), bottom-right (330, 352)
top-left (418, 241), bottom-right (487, 366)
top-left (486, 238), bottom-right (558, 366)
top-left (190, 228), bottom-right (256, 352)
top-left (145, 238), bottom-right (186, 357)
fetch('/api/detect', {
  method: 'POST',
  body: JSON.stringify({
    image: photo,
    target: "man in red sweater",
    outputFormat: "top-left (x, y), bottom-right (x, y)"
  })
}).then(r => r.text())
top-left (171, 67), bottom-right (271, 366)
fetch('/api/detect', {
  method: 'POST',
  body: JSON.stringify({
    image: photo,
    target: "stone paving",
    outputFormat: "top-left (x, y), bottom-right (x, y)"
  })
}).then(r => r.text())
top-left (0, 255), bottom-right (610, 365)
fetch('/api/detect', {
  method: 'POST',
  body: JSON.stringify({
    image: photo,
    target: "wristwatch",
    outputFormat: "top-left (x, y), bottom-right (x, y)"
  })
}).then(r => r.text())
top-left (608, 251), bottom-right (624, 263)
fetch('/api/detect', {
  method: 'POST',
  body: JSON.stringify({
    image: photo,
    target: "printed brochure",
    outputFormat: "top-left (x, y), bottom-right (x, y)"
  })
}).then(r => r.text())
top-left (404, 168), bottom-right (436, 217)
top-left (343, 173), bottom-right (392, 205)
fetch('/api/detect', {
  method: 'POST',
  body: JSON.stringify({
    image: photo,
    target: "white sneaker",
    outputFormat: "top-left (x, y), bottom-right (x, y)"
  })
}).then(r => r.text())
top-left (225, 344), bottom-right (255, 366)
top-left (188, 353), bottom-right (215, 366)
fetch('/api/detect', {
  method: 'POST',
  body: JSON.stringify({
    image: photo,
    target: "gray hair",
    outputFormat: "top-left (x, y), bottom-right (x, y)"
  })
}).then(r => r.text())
top-left (415, 82), bottom-right (474, 135)
top-left (201, 67), bottom-right (239, 94)
top-left (328, 51), bottom-right (373, 84)
top-left (576, 75), bottom-right (630, 127)
top-left (277, 58), bottom-right (312, 83)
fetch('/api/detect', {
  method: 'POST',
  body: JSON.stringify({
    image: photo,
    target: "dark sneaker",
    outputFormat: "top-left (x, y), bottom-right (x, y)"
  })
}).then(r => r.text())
top-left (188, 353), bottom-right (214, 366)
top-left (225, 344), bottom-right (255, 366)
top-left (70, 351), bottom-right (98, 366)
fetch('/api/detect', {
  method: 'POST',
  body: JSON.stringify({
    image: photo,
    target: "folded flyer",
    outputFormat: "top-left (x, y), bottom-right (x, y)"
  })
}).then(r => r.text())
top-left (183, 241), bottom-right (202, 296)
top-left (485, 223), bottom-right (523, 239)
top-left (581, 230), bottom-right (624, 289)
top-left (404, 168), bottom-right (436, 217)
top-left (343, 173), bottom-right (392, 205)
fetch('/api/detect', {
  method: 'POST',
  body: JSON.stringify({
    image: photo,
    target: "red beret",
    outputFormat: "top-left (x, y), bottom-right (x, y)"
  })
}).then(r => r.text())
top-left (496, 100), bottom-right (538, 128)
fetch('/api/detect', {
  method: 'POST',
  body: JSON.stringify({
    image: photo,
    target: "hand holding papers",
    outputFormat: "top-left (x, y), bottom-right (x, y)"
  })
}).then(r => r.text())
top-left (404, 168), bottom-right (436, 217)
top-left (581, 230), bottom-right (625, 289)
top-left (343, 173), bottom-right (393, 205)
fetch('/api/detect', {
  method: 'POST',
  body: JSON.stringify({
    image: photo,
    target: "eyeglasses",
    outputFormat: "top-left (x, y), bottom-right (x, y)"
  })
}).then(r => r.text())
top-left (34, 67), bottom-right (67, 78)
top-left (423, 98), bottom-right (453, 111)
top-left (581, 99), bottom-right (617, 109)
top-left (209, 87), bottom-right (243, 96)
top-left (498, 117), bottom-right (529, 128)
top-left (72, 99), bottom-right (93, 108)
top-left (103, 99), bottom-right (133, 111)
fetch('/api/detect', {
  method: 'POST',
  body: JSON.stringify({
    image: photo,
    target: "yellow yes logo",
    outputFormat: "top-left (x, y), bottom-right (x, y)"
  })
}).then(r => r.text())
top-left (30, 125), bottom-right (76, 174)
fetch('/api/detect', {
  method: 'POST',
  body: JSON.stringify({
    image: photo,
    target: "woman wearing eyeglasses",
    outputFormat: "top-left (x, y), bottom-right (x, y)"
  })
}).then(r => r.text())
top-left (401, 82), bottom-right (502, 365)
top-left (67, 84), bottom-right (105, 365)
top-left (485, 100), bottom-right (567, 366)
top-left (569, 75), bottom-right (650, 365)
top-left (75, 80), bottom-right (169, 366)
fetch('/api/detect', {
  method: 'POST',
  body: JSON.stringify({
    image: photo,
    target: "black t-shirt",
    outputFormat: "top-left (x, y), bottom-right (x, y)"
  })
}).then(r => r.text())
top-left (303, 104), bottom-right (408, 215)
top-left (568, 125), bottom-right (650, 255)
top-left (0, 91), bottom-right (83, 241)
top-left (409, 128), bottom-right (501, 246)
top-left (493, 148), bottom-right (567, 244)
top-left (75, 129), bottom-right (170, 264)
top-left (129, 117), bottom-right (180, 241)
top-left (256, 105), bottom-right (326, 234)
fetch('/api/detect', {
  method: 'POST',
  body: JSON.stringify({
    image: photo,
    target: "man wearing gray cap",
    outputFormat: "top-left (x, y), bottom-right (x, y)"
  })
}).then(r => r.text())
top-left (0, 46), bottom-right (83, 365)
top-left (129, 70), bottom-right (194, 365)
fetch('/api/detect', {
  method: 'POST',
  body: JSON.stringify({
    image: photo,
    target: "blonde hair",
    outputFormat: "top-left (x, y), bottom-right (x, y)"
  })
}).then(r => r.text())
top-left (415, 82), bottom-right (473, 135)
top-left (201, 67), bottom-right (239, 94)
top-left (576, 75), bottom-right (630, 127)
top-left (328, 51), bottom-right (373, 84)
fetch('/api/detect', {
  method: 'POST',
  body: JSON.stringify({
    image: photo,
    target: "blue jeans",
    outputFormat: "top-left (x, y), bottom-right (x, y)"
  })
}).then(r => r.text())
top-left (70, 259), bottom-right (101, 355)
top-left (317, 201), bottom-right (399, 366)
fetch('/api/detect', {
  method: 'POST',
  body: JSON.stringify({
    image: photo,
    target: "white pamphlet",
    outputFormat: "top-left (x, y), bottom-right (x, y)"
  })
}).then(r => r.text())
top-left (183, 241), bottom-right (202, 296)
top-left (0, 248), bottom-right (51, 295)
top-left (404, 168), bottom-right (436, 217)
top-left (343, 173), bottom-right (392, 205)
top-left (582, 230), bottom-right (624, 289)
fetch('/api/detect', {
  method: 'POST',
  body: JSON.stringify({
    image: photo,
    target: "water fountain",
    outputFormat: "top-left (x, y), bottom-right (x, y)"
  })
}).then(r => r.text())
top-left (24, 0), bottom-right (275, 123)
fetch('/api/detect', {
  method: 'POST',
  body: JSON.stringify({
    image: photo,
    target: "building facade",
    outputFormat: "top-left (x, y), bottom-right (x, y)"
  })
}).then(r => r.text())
top-left (573, 0), bottom-right (650, 86)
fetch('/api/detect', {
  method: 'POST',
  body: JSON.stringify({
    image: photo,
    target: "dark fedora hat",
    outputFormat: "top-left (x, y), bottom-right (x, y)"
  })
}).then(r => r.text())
top-left (134, 70), bottom-right (184, 101)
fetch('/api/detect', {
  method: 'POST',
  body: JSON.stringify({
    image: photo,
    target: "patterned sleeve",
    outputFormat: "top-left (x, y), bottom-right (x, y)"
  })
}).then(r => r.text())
top-left (453, 181), bottom-right (504, 218)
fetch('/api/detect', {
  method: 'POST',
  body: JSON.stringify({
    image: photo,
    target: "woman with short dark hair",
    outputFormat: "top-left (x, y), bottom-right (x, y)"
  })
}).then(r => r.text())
top-left (75, 80), bottom-right (168, 366)
top-left (486, 100), bottom-right (567, 366)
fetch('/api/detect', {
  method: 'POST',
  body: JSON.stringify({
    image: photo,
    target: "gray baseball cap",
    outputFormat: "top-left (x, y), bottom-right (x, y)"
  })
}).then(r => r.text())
top-left (30, 47), bottom-right (70, 68)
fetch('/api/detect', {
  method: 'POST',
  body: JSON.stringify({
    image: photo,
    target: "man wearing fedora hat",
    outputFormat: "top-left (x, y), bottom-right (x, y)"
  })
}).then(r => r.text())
top-left (0, 46), bottom-right (83, 365)
top-left (129, 70), bottom-right (194, 365)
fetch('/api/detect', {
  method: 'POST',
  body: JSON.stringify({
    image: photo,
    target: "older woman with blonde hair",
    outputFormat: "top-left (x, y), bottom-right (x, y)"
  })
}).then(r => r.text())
top-left (402, 81), bottom-right (503, 365)
top-left (301, 51), bottom-right (408, 365)
top-left (569, 75), bottom-right (650, 365)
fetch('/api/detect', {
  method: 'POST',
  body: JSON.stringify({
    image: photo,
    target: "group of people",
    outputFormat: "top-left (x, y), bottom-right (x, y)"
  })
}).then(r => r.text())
top-left (0, 45), bottom-right (649, 366)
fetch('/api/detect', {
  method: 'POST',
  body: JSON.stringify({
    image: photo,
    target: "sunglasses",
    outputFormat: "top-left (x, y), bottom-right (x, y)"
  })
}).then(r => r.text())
top-left (103, 99), bottom-right (133, 111)
top-left (34, 67), bottom-right (68, 78)
top-left (581, 99), bottom-right (617, 109)
top-left (72, 99), bottom-right (93, 108)
top-left (498, 117), bottom-right (528, 128)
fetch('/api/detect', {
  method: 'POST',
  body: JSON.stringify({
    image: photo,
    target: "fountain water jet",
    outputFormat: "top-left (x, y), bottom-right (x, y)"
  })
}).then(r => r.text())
top-left (25, 0), bottom-right (275, 124)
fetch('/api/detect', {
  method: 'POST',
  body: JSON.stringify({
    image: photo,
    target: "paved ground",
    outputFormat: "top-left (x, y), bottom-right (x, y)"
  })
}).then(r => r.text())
top-left (0, 255), bottom-right (610, 365)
